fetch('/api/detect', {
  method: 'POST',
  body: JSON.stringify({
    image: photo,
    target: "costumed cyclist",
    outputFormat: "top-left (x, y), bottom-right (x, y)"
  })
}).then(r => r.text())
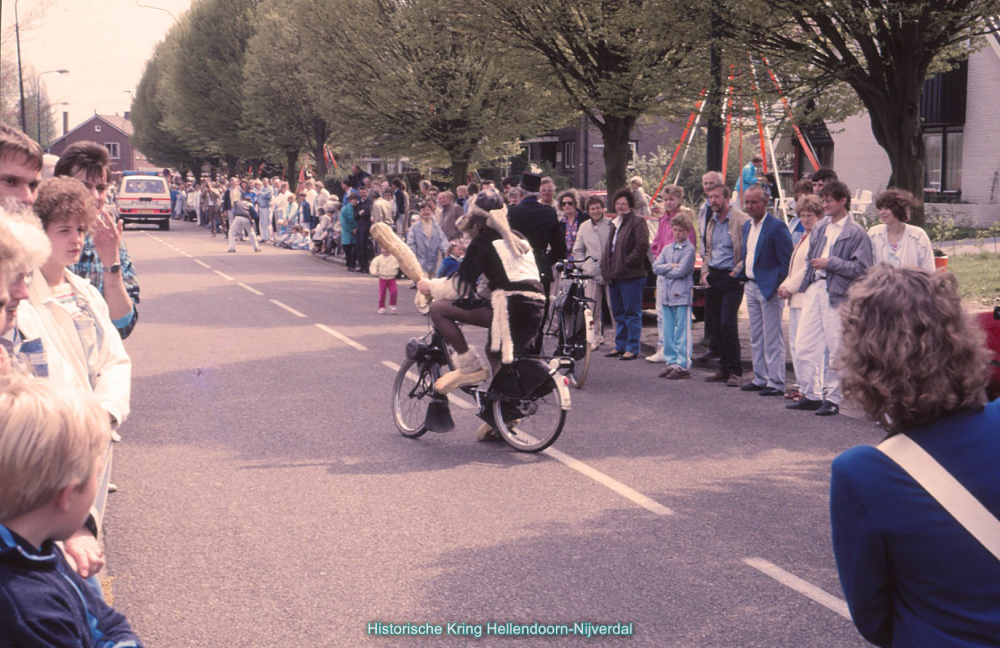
top-left (416, 188), bottom-right (545, 440)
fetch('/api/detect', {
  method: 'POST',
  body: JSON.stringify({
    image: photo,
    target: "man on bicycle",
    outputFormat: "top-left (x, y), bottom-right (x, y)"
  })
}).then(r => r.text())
top-left (417, 188), bottom-right (545, 399)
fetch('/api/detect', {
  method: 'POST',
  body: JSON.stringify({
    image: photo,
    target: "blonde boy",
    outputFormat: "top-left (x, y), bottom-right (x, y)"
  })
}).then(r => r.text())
top-left (0, 375), bottom-right (144, 646)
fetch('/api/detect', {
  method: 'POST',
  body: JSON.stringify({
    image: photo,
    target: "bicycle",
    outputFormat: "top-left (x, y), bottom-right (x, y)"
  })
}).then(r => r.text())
top-left (391, 325), bottom-right (572, 452)
top-left (544, 257), bottom-right (596, 389)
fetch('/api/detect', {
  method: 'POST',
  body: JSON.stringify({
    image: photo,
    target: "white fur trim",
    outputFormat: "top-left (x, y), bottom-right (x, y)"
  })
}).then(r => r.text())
top-left (490, 289), bottom-right (545, 364)
top-left (427, 277), bottom-right (460, 301)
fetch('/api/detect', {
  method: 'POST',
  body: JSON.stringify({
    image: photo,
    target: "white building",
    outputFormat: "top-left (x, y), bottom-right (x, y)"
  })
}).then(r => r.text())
top-left (778, 36), bottom-right (1000, 227)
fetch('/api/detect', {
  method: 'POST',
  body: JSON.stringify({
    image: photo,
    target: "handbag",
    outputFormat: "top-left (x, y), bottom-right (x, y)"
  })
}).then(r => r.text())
top-left (878, 434), bottom-right (1000, 561)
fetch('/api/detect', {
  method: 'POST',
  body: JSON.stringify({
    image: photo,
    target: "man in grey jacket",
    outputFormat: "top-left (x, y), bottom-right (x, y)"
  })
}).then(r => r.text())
top-left (787, 180), bottom-right (873, 416)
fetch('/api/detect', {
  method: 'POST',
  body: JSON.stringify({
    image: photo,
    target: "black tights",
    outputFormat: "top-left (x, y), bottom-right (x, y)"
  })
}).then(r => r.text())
top-left (429, 300), bottom-right (496, 366)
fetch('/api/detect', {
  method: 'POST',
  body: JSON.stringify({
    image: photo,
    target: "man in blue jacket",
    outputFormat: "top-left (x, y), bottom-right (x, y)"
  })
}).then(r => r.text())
top-left (740, 186), bottom-right (793, 396)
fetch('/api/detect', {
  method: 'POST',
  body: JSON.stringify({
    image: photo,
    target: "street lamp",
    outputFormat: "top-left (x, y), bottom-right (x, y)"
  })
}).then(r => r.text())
top-left (36, 69), bottom-right (69, 143)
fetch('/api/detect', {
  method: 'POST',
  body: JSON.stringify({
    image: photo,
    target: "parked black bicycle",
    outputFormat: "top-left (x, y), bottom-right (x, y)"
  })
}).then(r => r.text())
top-left (391, 325), bottom-right (572, 452)
top-left (544, 257), bottom-right (596, 389)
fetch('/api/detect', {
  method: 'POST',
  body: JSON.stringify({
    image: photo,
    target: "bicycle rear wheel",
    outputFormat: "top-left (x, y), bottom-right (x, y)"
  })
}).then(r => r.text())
top-left (491, 361), bottom-right (568, 452)
top-left (391, 358), bottom-right (441, 437)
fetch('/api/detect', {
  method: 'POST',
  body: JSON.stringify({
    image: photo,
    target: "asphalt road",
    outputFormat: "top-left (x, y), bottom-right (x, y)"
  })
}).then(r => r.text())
top-left (105, 221), bottom-right (879, 647)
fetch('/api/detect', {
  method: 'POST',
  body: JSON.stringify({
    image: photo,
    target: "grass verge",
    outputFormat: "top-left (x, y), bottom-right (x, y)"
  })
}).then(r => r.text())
top-left (947, 251), bottom-right (1000, 308)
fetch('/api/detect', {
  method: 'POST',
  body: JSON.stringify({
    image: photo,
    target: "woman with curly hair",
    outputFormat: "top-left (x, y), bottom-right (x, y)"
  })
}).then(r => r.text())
top-left (830, 265), bottom-right (998, 647)
top-left (868, 188), bottom-right (935, 272)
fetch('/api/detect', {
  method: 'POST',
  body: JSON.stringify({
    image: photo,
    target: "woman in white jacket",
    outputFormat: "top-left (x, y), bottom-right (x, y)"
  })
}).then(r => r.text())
top-left (868, 188), bottom-right (936, 273)
top-left (777, 195), bottom-right (823, 401)
top-left (16, 178), bottom-right (131, 590)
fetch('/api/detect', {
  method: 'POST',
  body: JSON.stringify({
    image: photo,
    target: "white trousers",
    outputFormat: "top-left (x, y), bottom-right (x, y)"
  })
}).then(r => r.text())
top-left (228, 216), bottom-right (259, 251)
top-left (584, 280), bottom-right (610, 341)
top-left (795, 281), bottom-right (841, 403)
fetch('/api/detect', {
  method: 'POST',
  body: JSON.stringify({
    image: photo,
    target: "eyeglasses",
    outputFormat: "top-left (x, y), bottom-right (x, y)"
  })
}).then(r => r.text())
top-left (561, 201), bottom-right (575, 207)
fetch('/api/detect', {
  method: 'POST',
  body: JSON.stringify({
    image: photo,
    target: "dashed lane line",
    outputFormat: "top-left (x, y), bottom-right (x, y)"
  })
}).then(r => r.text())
top-left (237, 282), bottom-right (264, 296)
top-left (213, 270), bottom-right (234, 281)
top-left (542, 447), bottom-right (675, 516)
top-left (193, 259), bottom-right (211, 269)
top-left (743, 558), bottom-right (851, 620)
top-left (315, 324), bottom-right (368, 351)
top-left (270, 299), bottom-right (307, 318)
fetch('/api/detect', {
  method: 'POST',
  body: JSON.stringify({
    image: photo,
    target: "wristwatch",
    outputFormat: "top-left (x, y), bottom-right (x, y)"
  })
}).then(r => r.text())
top-left (103, 263), bottom-right (121, 274)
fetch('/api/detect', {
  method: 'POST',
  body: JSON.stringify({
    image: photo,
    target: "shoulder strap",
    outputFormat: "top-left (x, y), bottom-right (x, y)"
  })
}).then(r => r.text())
top-left (878, 434), bottom-right (1000, 560)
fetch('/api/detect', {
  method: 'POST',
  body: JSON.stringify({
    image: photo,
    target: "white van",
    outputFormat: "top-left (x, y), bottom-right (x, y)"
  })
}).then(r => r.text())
top-left (116, 174), bottom-right (172, 230)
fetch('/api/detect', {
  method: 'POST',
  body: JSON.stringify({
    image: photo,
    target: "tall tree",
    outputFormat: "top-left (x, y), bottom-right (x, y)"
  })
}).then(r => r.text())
top-left (299, 0), bottom-right (569, 189)
top-left (243, 0), bottom-right (331, 188)
top-left (131, 36), bottom-right (204, 172)
top-left (162, 0), bottom-right (261, 171)
top-left (734, 0), bottom-right (1000, 226)
top-left (458, 0), bottom-right (707, 194)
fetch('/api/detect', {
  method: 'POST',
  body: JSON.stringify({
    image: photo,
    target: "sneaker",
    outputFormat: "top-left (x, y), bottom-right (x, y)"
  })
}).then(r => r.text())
top-left (646, 349), bottom-right (667, 363)
top-left (726, 374), bottom-right (742, 387)
top-left (668, 369), bottom-right (691, 380)
top-left (226, 249), bottom-right (236, 253)
top-left (389, 306), bottom-right (398, 313)
top-left (378, 307), bottom-right (386, 314)
top-left (110, 430), bottom-right (122, 443)
top-left (107, 483), bottom-right (118, 493)
top-left (658, 366), bottom-right (678, 379)
top-left (705, 371), bottom-right (729, 383)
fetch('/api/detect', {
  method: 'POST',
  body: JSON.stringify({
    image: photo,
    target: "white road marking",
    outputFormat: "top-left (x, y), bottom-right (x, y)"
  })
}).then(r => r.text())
top-left (214, 270), bottom-right (234, 281)
top-left (316, 323), bottom-right (368, 351)
top-left (194, 259), bottom-right (211, 269)
top-left (743, 558), bottom-right (851, 620)
top-left (237, 282), bottom-right (264, 296)
top-left (381, 360), bottom-right (473, 409)
top-left (543, 447), bottom-right (675, 516)
top-left (270, 299), bottom-right (306, 318)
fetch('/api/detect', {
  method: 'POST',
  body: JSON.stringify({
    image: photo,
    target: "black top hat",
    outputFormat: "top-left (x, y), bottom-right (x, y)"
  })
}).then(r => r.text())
top-left (519, 172), bottom-right (542, 193)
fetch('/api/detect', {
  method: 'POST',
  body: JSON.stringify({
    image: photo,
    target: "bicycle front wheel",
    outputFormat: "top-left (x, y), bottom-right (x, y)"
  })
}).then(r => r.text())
top-left (491, 363), bottom-right (568, 452)
top-left (391, 358), bottom-right (441, 438)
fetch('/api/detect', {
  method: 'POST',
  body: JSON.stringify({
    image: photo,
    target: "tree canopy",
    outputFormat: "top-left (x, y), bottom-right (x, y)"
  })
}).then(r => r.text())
top-left (731, 0), bottom-right (1000, 224)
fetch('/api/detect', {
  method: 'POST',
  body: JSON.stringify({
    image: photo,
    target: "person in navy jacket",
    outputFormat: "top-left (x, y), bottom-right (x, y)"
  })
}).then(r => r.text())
top-left (831, 266), bottom-right (1000, 647)
top-left (739, 186), bottom-right (792, 396)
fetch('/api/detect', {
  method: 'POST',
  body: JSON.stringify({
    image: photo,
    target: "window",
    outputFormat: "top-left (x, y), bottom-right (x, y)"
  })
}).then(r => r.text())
top-left (563, 141), bottom-right (575, 169)
top-left (105, 142), bottom-right (120, 160)
top-left (94, 125), bottom-right (101, 132)
top-left (924, 128), bottom-right (962, 193)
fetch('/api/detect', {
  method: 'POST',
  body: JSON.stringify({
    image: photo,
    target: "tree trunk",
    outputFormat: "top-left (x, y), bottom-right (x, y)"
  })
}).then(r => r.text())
top-left (859, 67), bottom-right (927, 227)
top-left (312, 117), bottom-right (330, 180)
top-left (450, 157), bottom-right (470, 193)
top-left (224, 154), bottom-right (239, 180)
top-left (599, 114), bottom-right (637, 198)
top-left (286, 150), bottom-right (299, 193)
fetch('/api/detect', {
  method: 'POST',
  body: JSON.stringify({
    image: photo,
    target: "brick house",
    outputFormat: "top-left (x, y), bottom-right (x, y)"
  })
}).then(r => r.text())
top-left (47, 112), bottom-right (159, 183)
top-left (520, 116), bottom-right (685, 190)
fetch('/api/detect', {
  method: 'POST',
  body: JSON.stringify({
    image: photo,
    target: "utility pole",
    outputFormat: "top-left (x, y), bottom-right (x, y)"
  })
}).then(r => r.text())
top-left (706, 0), bottom-right (724, 173)
top-left (15, 0), bottom-right (27, 132)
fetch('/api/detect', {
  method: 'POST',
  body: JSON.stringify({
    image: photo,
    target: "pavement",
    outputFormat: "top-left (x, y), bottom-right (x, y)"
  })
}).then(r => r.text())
top-left (106, 222), bottom-right (878, 646)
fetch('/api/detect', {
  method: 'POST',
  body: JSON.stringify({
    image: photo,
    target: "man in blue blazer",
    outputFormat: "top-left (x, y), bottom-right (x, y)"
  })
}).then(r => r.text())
top-left (739, 186), bottom-right (793, 396)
